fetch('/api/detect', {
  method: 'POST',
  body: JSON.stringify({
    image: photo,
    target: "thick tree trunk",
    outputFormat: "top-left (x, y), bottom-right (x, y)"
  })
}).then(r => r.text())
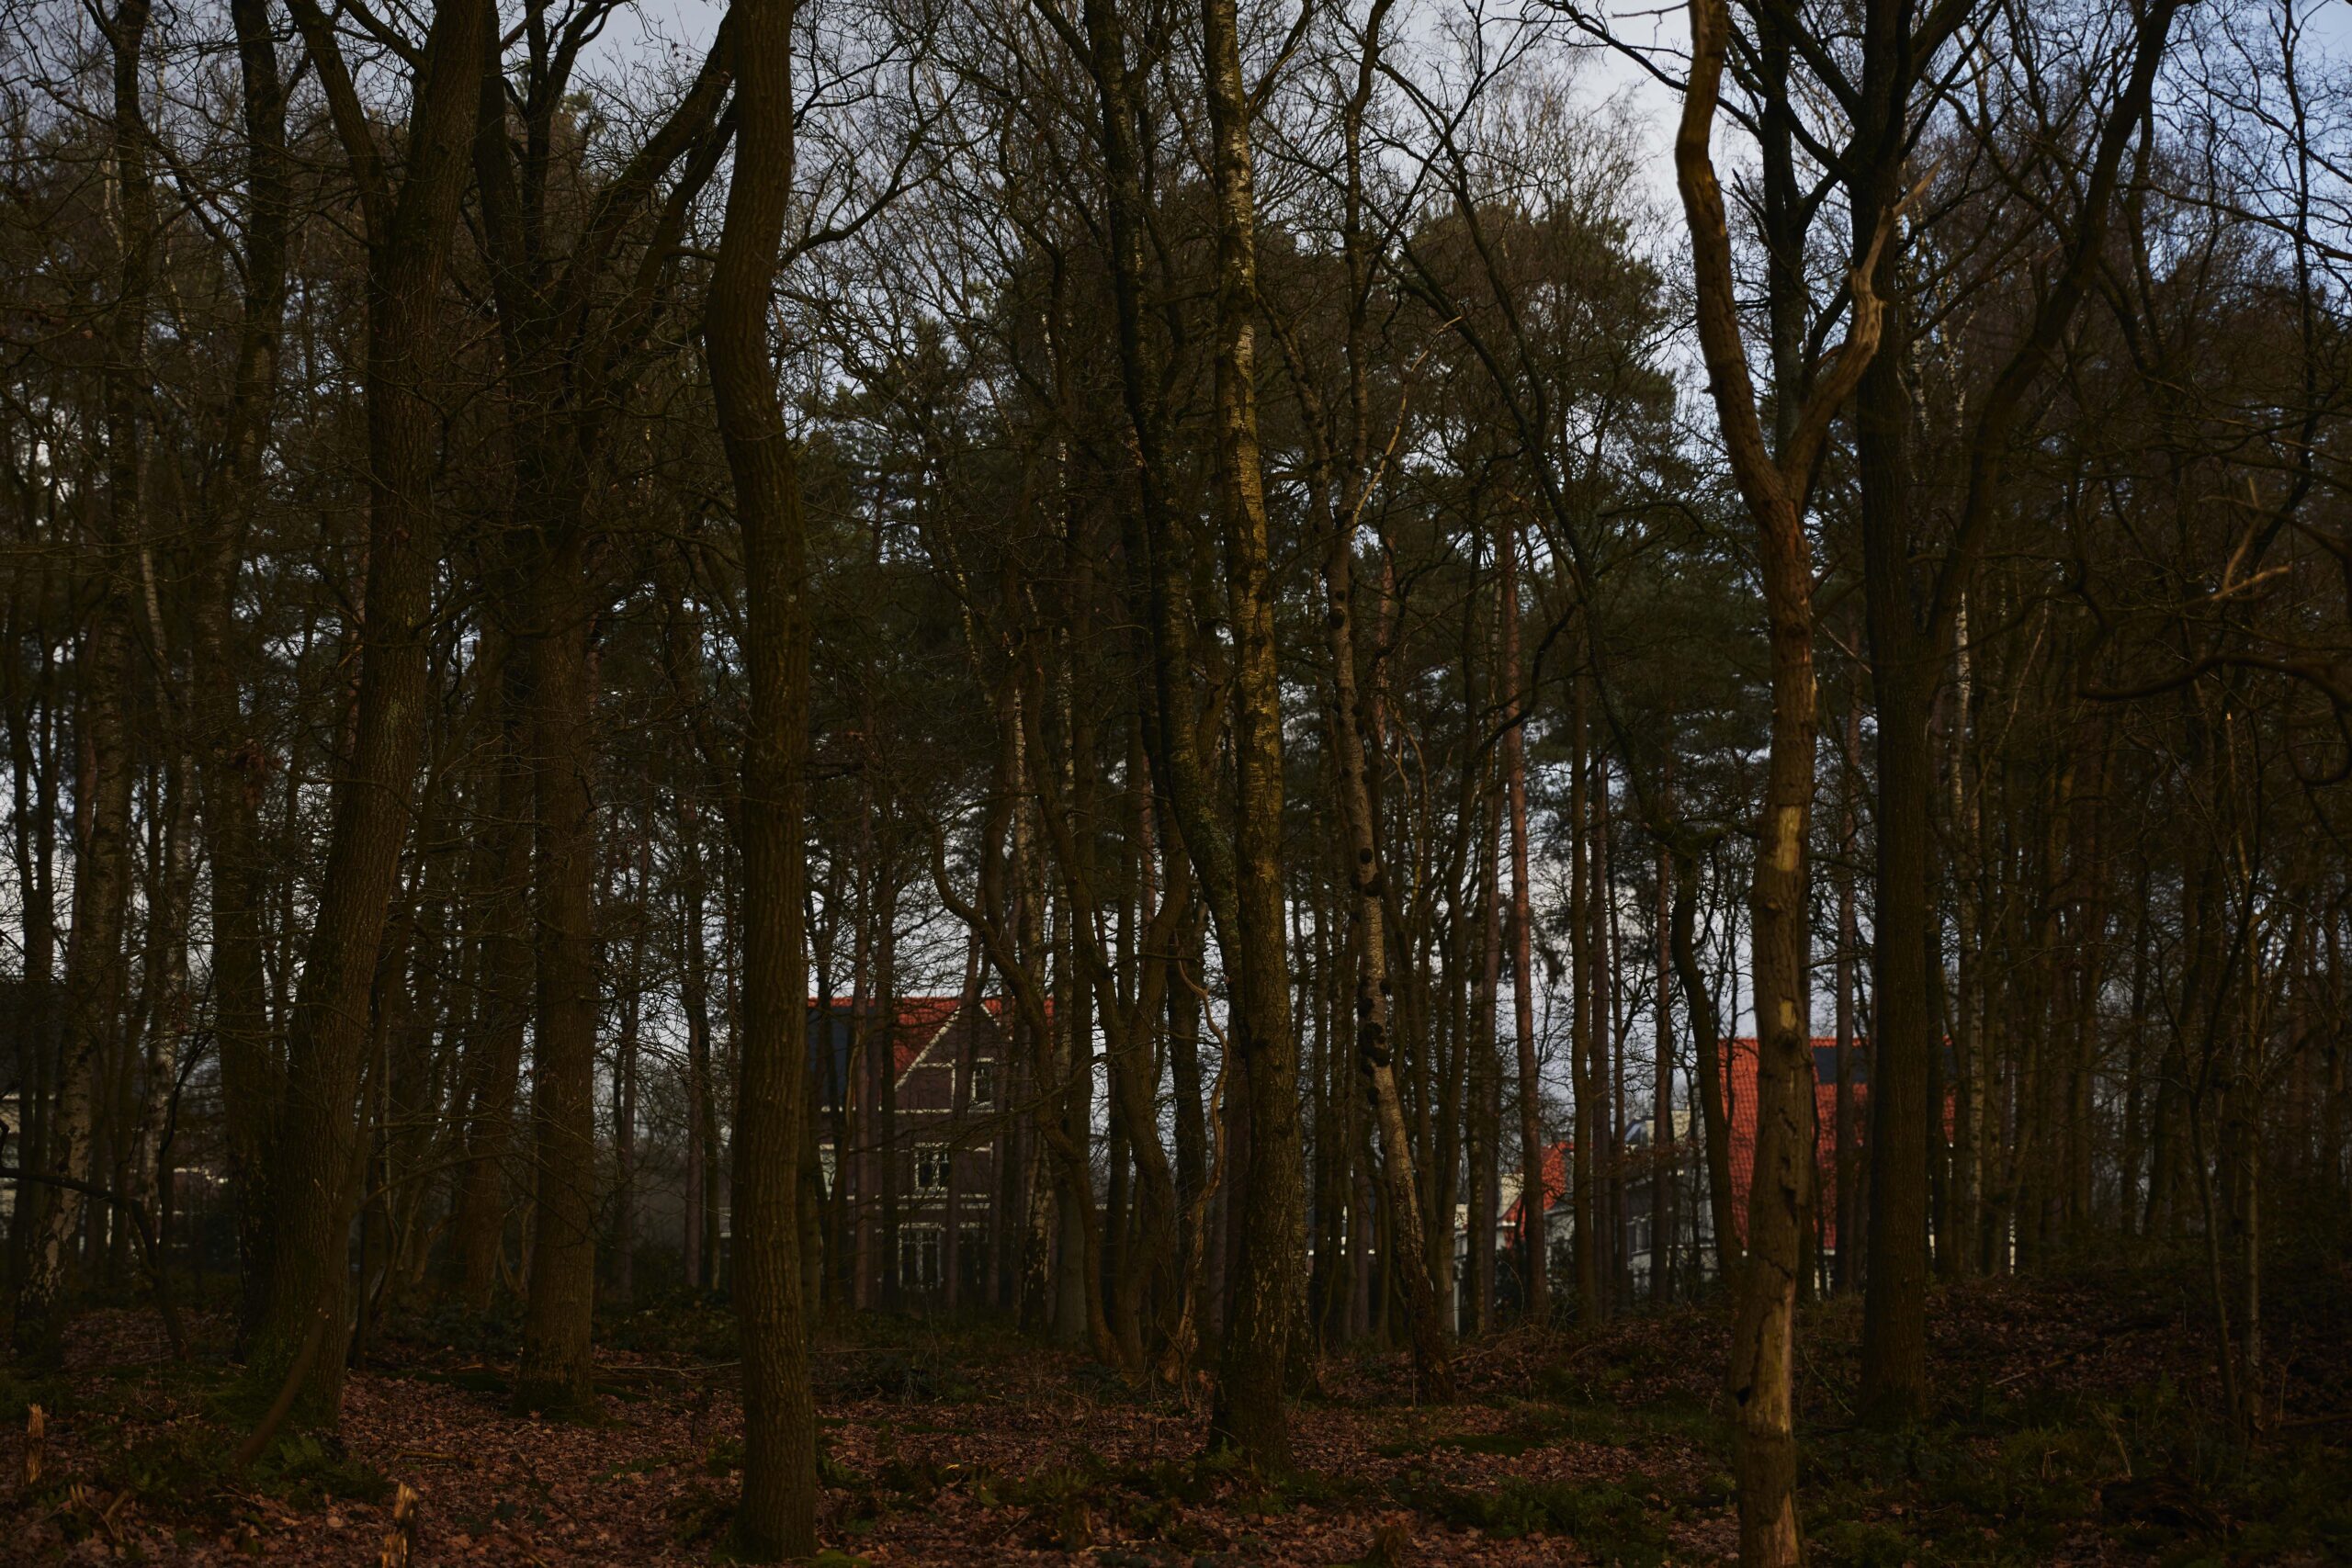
top-left (259, 0), bottom-right (489, 1417)
top-left (198, 0), bottom-right (289, 1344)
top-left (3, 647), bottom-right (62, 1311)
top-left (707, 0), bottom-right (817, 1549)
top-left (516, 566), bottom-right (600, 1413)
top-left (1202, 0), bottom-right (1304, 1465)
top-left (1855, 262), bottom-right (1935, 1426)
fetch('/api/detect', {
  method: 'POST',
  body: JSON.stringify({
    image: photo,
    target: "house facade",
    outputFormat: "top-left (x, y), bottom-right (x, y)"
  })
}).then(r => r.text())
top-left (807, 996), bottom-right (1010, 1306)
top-left (1480, 1036), bottom-right (1873, 1313)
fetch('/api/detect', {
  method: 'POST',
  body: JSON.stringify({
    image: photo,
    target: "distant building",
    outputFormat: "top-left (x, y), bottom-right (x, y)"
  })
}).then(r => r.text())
top-left (807, 997), bottom-right (1010, 1304)
top-left (1484, 1037), bottom-right (1874, 1309)
top-left (1705, 1035), bottom-right (1871, 1253)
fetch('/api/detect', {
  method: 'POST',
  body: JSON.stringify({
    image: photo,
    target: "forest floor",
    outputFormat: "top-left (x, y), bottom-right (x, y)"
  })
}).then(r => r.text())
top-left (4, 1253), bottom-right (2349, 1566)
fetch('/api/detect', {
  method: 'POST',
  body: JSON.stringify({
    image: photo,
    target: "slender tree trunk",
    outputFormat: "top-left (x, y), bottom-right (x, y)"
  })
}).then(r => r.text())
top-left (447, 650), bottom-right (534, 1310)
top-left (1500, 515), bottom-right (1548, 1326)
top-left (1673, 849), bottom-right (1737, 1283)
top-left (1834, 703), bottom-right (1860, 1294)
top-left (1674, 0), bottom-right (1891, 1545)
top-left (612, 830), bottom-right (651, 1309)
top-left (1318, 403), bottom-right (1452, 1395)
top-left (1653, 761), bottom-right (1677, 1304)
top-left (17, 0), bottom-right (152, 1361)
top-left (1472, 777), bottom-right (1503, 1329)
top-left (682, 790), bottom-right (715, 1290)
top-left (125, 766), bottom-right (197, 1284)
top-left (876, 852), bottom-right (902, 1312)
top-left (1950, 597), bottom-right (1984, 1272)
top-left (1569, 680), bottom-right (1599, 1322)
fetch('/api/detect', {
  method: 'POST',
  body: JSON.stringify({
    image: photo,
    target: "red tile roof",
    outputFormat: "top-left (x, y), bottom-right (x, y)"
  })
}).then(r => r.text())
top-left (808, 996), bottom-right (1008, 1081)
top-left (1721, 1036), bottom-right (1868, 1248)
top-left (1500, 1037), bottom-right (1876, 1250)
top-left (1503, 1139), bottom-right (1570, 1239)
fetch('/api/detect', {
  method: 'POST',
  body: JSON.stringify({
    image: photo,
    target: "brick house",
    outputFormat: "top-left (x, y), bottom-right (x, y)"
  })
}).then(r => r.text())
top-left (807, 997), bottom-right (1010, 1303)
top-left (1624, 1036), bottom-right (1883, 1289)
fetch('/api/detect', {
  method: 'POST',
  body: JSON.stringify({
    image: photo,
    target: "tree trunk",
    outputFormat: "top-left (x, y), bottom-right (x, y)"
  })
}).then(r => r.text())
top-left (1470, 777), bottom-right (1503, 1329)
top-left (197, 0), bottom-right (290, 1345)
top-left (1500, 514), bottom-right (1548, 1326)
top-left (17, 0), bottom-right (152, 1362)
top-left (1672, 850), bottom-right (1736, 1283)
top-left (708, 0), bottom-right (817, 1549)
top-left (1834, 703), bottom-right (1860, 1296)
top-left (682, 789), bottom-right (717, 1290)
top-left (258, 0), bottom-right (489, 1417)
top-left (447, 651), bottom-right (534, 1310)
top-left (1652, 763), bottom-right (1677, 1304)
top-left (1569, 680), bottom-right (1598, 1323)
top-left (1202, 0), bottom-right (1304, 1464)
top-left (516, 564), bottom-right (600, 1414)
top-left (613, 832), bottom-right (651, 1309)
top-left (1674, 0), bottom-right (1891, 1545)
top-left (876, 851), bottom-right (903, 1312)
top-left (1317, 382), bottom-right (1452, 1395)
top-left (1854, 239), bottom-right (1935, 1426)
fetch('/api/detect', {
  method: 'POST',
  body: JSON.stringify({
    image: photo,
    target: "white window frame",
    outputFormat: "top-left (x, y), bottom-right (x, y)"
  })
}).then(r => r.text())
top-left (899, 1223), bottom-right (944, 1291)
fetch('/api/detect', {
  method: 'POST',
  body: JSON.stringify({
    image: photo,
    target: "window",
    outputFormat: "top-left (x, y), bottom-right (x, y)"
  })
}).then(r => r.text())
top-left (899, 1224), bottom-right (943, 1292)
top-left (819, 1145), bottom-right (837, 1197)
top-left (914, 1145), bottom-right (950, 1196)
top-left (968, 1061), bottom-right (995, 1109)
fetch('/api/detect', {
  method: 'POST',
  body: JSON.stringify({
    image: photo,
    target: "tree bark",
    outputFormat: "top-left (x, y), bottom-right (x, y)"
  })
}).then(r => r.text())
top-left (447, 638), bottom-right (534, 1310)
top-left (1500, 513), bottom-right (1548, 1326)
top-left (258, 0), bottom-right (490, 1416)
top-left (196, 0), bottom-right (290, 1344)
top-left (1674, 0), bottom-right (1891, 1548)
top-left (515, 562), bottom-right (600, 1413)
top-left (1201, 0), bottom-right (1304, 1464)
top-left (707, 0), bottom-right (817, 1548)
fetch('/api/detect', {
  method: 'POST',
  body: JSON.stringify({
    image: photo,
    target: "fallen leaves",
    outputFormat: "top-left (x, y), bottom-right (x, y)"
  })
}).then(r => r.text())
top-left (6, 1262), bottom-right (2345, 1565)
